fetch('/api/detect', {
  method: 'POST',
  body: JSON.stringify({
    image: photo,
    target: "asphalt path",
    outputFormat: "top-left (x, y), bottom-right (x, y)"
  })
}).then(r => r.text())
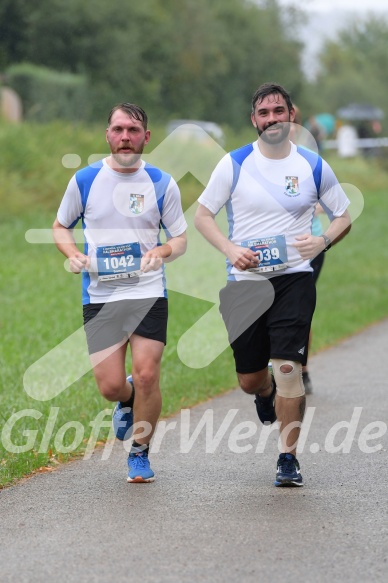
top-left (1, 320), bottom-right (387, 582)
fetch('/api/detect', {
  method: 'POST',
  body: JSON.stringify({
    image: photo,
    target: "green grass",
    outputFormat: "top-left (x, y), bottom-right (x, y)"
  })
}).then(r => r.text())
top-left (1, 120), bottom-right (387, 487)
top-left (311, 153), bottom-right (388, 349)
top-left (0, 211), bottom-right (237, 487)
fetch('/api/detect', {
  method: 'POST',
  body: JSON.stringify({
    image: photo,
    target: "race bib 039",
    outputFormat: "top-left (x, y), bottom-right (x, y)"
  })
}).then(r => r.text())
top-left (241, 235), bottom-right (288, 273)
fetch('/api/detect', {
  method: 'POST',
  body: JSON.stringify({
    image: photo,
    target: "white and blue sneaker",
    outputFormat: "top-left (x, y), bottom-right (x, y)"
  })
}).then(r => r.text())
top-left (275, 453), bottom-right (303, 487)
top-left (127, 450), bottom-right (155, 483)
top-left (112, 375), bottom-right (134, 441)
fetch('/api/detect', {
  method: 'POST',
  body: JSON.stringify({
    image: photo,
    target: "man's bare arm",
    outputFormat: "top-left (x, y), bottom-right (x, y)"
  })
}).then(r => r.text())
top-left (293, 210), bottom-right (352, 260)
top-left (141, 232), bottom-right (187, 272)
top-left (194, 204), bottom-right (259, 270)
top-left (52, 218), bottom-right (89, 273)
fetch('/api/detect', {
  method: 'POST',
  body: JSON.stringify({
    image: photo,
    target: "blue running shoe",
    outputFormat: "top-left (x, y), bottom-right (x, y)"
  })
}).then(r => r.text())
top-left (112, 375), bottom-right (134, 441)
top-left (254, 377), bottom-right (277, 425)
top-left (275, 453), bottom-right (303, 487)
top-left (127, 451), bottom-right (155, 483)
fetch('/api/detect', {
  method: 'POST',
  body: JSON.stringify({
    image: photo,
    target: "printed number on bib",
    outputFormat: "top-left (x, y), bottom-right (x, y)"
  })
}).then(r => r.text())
top-left (241, 235), bottom-right (288, 273)
top-left (97, 242), bottom-right (141, 281)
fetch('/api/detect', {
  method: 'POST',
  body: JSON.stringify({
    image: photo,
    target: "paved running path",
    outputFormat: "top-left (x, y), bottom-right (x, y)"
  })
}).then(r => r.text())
top-left (1, 320), bottom-right (387, 582)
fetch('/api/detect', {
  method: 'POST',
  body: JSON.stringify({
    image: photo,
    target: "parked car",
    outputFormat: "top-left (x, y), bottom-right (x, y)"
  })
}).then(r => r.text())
top-left (166, 119), bottom-right (225, 146)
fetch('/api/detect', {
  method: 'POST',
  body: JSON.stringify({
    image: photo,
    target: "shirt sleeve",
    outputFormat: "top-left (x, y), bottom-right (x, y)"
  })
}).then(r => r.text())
top-left (56, 175), bottom-right (84, 228)
top-left (318, 160), bottom-right (350, 220)
top-left (197, 154), bottom-right (234, 215)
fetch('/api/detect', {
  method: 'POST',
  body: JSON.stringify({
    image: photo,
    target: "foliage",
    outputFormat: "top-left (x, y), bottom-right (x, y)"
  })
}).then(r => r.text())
top-left (1, 1), bottom-right (388, 131)
top-left (1, 0), bottom-right (305, 127)
top-left (6, 63), bottom-right (88, 122)
top-left (0, 0), bottom-right (28, 70)
top-left (310, 15), bottom-right (388, 131)
top-left (0, 119), bottom-right (106, 216)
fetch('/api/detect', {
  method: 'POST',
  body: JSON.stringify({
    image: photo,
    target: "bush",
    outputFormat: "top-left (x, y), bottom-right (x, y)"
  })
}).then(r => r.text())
top-left (5, 62), bottom-right (89, 122)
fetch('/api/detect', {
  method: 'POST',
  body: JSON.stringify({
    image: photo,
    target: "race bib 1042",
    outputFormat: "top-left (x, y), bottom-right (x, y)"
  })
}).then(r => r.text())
top-left (96, 242), bottom-right (141, 281)
top-left (241, 235), bottom-right (288, 273)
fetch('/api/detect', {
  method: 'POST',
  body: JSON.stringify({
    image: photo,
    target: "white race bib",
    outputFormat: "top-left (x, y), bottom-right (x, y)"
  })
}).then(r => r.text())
top-left (96, 242), bottom-right (142, 281)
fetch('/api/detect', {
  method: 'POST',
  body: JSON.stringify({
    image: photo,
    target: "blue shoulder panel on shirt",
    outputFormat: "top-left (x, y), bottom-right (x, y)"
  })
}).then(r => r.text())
top-left (74, 162), bottom-right (103, 306)
top-left (75, 160), bottom-right (104, 212)
top-left (296, 146), bottom-right (322, 195)
top-left (144, 163), bottom-right (171, 217)
top-left (230, 143), bottom-right (254, 194)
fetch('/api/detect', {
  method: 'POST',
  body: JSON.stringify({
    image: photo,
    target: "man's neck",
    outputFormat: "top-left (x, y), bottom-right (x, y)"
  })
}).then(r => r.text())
top-left (257, 139), bottom-right (292, 160)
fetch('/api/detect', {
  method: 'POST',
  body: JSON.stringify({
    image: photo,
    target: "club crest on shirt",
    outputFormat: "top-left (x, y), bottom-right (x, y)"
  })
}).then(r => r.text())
top-left (129, 193), bottom-right (144, 214)
top-left (284, 176), bottom-right (300, 197)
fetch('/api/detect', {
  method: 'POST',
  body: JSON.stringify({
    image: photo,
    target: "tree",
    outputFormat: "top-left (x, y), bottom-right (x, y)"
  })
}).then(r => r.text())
top-left (311, 14), bottom-right (388, 130)
top-left (1, 0), bottom-right (307, 125)
top-left (0, 0), bottom-right (29, 70)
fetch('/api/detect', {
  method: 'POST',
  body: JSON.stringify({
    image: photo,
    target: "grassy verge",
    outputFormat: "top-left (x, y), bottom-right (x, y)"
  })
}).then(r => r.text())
top-left (312, 153), bottom-right (388, 349)
top-left (1, 121), bottom-right (387, 487)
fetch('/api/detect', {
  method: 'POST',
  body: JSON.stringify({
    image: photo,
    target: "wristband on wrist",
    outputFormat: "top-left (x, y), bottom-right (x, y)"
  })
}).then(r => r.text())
top-left (321, 234), bottom-right (331, 252)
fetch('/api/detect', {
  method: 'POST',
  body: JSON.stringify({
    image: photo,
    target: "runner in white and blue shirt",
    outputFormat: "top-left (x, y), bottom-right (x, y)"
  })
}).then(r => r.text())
top-left (195, 83), bottom-right (351, 488)
top-left (198, 140), bottom-right (349, 280)
top-left (57, 157), bottom-right (187, 304)
top-left (53, 103), bottom-right (187, 483)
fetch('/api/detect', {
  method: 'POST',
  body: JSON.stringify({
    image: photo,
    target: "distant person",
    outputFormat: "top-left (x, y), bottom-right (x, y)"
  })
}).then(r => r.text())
top-left (306, 116), bottom-right (324, 153)
top-left (291, 105), bottom-right (326, 394)
top-left (303, 202), bottom-right (326, 393)
top-left (337, 124), bottom-right (359, 158)
top-left (358, 121), bottom-right (375, 157)
top-left (195, 82), bottom-right (351, 487)
top-left (53, 103), bottom-right (187, 483)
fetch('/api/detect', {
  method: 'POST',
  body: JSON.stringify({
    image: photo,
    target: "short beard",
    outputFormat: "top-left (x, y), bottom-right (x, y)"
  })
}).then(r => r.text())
top-left (258, 123), bottom-right (291, 145)
top-left (111, 151), bottom-right (142, 169)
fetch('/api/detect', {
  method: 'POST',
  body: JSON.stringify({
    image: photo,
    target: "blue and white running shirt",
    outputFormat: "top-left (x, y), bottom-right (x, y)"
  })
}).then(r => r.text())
top-left (57, 158), bottom-right (187, 304)
top-left (198, 141), bottom-right (350, 280)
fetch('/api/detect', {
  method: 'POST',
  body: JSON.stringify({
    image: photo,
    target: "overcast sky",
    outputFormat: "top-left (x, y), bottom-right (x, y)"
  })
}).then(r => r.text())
top-left (276, 0), bottom-right (388, 78)
top-left (278, 0), bottom-right (388, 12)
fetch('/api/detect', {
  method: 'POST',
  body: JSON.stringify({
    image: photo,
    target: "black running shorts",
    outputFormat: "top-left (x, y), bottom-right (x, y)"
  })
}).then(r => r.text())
top-left (83, 297), bottom-right (168, 354)
top-left (311, 251), bottom-right (325, 284)
top-left (219, 272), bottom-right (316, 373)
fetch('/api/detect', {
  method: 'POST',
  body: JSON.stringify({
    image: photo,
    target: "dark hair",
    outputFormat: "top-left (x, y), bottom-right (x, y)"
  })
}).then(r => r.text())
top-left (251, 83), bottom-right (293, 113)
top-left (107, 103), bottom-right (148, 129)
top-left (293, 104), bottom-right (302, 125)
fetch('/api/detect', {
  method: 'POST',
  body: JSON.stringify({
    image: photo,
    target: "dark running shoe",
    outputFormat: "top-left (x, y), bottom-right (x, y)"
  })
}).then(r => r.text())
top-left (275, 453), bottom-right (303, 487)
top-left (254, 378), bottom-right (277, 425)
top-left (302, 371), bottom-right (313, 395)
